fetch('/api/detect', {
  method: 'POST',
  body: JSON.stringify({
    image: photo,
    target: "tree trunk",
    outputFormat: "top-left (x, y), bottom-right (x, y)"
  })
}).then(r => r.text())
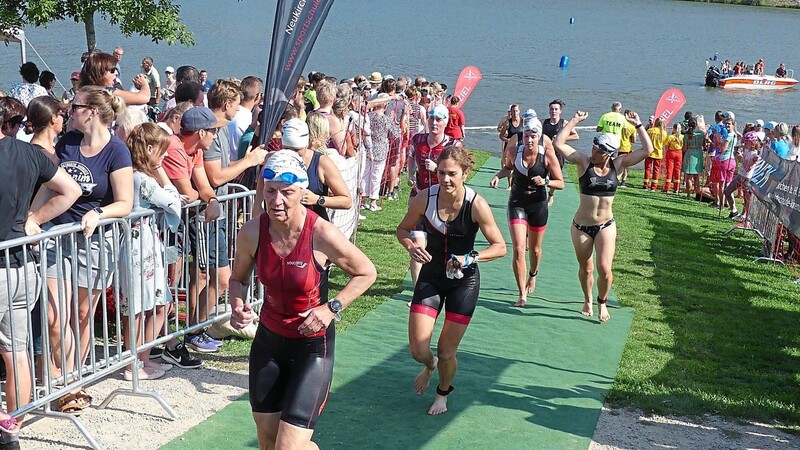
top-left (84, 12), bottom-right (96, 52)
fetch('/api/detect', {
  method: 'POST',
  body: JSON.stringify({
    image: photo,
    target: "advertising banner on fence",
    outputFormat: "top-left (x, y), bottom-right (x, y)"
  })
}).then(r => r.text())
top-left (259, 0), bottom-right (336, 140)
top-left (748, 149), bottom-right (800, 236)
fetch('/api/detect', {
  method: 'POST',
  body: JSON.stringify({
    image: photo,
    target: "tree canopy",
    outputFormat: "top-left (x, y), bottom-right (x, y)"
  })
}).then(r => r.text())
top-left (1, 0), bottom-right (195, 51)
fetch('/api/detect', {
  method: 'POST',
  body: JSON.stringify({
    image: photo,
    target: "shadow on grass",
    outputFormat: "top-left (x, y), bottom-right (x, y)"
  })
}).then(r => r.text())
top-left (614, 213), bottom-right (800, 428)
top-left (314, 348), bottom-right (608, 448)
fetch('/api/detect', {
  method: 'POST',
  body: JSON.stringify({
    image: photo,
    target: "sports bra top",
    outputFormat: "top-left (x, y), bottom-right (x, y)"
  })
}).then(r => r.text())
top-left (579, 161), bottom-right (618, 197)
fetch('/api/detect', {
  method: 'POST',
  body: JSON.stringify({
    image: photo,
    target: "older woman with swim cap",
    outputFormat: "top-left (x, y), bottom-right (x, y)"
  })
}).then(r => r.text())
top-left (553, 110), bottom-right (653, 322)
top-left (229, 150), bottom-right (376, 449)
top-left (398, 145), bottom-right (506, 416)
top-left (490, 117), bottom-right (564, 307)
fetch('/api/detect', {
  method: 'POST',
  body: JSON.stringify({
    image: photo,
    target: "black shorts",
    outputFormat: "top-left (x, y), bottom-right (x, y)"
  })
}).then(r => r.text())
top-left (248, 324), bottom-right (335, 429)
top-left (507, 199), bottom-right (549, 232)
top-left (410, 268), bottom-right (480, 324)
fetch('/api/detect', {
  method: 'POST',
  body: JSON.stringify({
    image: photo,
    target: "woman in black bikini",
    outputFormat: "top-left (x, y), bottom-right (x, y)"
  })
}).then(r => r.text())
top-left (553, 110), bottom-right (653, 322)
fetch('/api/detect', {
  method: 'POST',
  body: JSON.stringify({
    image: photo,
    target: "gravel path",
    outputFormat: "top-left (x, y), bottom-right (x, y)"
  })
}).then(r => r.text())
top-left (17, 365), bottom-right (799, 449)
top-left (590, 406), bottom-right (800, 450)
top-left (19, 365), bottom-right (247, 450)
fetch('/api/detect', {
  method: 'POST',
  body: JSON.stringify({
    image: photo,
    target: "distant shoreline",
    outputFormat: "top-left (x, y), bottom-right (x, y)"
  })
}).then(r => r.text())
top-left (683, 0), bottom-right (800, 8)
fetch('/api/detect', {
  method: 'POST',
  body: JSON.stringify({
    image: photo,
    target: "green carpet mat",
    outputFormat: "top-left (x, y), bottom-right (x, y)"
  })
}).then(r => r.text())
top-left (162, 156), bottom-right (633, 450)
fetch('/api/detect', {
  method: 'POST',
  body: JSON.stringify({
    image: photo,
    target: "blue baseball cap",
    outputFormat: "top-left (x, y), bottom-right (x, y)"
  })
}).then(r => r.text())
top-left (180, 107), bottom-right (228, 132)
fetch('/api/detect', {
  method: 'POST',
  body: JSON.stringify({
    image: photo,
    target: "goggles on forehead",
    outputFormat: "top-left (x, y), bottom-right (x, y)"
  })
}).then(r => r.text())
top-left (593, 137), bottom-right (617, 155)
top-left (262, 167), bottom-right (308, 184)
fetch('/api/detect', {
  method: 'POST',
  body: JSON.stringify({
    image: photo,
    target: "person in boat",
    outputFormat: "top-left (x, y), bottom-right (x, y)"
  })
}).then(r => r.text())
top-left (754, 59), bottom-right (765, 76)
top-left (776, 63), bottom-right (788, 78)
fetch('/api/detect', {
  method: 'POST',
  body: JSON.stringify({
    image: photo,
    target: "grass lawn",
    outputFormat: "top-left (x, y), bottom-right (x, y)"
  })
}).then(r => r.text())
top-left (211, 153), bottom-right (800, 432)
top-left (568, 165), bottom-right (800, 432)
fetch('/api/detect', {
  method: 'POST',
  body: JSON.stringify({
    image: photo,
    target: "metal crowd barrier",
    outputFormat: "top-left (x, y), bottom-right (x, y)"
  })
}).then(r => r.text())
top-left (723, 184), bottom-right (800, 283)
top-left (0, 188), bottom-right (257, 449)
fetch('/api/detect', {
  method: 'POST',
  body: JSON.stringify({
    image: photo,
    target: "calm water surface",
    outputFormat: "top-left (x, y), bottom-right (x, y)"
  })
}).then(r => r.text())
top-left (3, 0), bottom-right (799, 151)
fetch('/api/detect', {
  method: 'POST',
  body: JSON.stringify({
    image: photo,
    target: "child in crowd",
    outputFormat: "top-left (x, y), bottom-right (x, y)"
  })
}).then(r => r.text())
top-left (663, 123), bottom-right (684, 193)
top-left (119, 123), bottom-right (183, 380)
top-left (724, 131), bottom-right (761, 221)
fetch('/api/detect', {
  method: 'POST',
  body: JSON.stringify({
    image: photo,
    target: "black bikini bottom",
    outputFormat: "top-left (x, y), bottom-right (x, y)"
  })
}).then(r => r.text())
top-left (572, 218), bottom-right (615, 240)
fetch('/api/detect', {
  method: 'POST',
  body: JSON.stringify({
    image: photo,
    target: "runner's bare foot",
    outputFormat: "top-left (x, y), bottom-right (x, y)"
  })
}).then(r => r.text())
top-left (525, 274), bottom-right (536, 295)
top-left (581, 300), bottom-right (593, 317)
top-left (513, 294), bottom-right (527, 307)
top-left (598, 302), bottom-right (611, 323)
top-left (414, 357), bottom-right (437, 395)
top-left (428, 394), bottom-right (449, 415)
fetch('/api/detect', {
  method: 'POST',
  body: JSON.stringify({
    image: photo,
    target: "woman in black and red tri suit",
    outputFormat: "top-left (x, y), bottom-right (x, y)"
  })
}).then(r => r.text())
top-left (553, 110), bottom-right (652, 323)
top-left (490, 118), bottom-right (564, 307)
top-left (229, 150), bottom-right (376, 450)
top-left (397, 146), bottom-right (506, 416)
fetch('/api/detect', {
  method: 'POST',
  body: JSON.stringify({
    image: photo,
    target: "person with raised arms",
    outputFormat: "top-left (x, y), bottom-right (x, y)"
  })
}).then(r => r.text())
top-left (397, 145), bottom-right (506, 415)
top-left (553, 110), bottom-right (653, 323)
top-left (490, 118), bottom-right (564, 307)
top-left (229, 150), bottom-right (376, 450)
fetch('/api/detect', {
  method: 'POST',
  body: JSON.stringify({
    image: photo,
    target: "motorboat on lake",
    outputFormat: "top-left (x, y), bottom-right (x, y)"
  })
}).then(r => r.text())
top-left (705, 63), bottom-right (797, 90)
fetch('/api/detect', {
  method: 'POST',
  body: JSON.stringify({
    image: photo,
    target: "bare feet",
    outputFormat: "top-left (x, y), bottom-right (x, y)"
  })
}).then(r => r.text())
top-left (513, 295), bottom-right (527, 307)
top-left (428, 394), bottom-right (449, 415)
top-left (598, 302), bottom-right (611, 323)
top-left (414, 357), bottom-right (438, 395)
top-left (581, 300), bottom-right (593, 317)
top-left (525, 274), bottom-right (536, 295)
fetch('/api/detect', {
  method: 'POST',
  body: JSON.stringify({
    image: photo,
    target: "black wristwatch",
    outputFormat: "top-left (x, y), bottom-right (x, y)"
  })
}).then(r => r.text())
top-left (317, 196), bottom-right (326, 207)
top-left (328, 299), bottom-right (343, 321)
top-left (92, 207), bottom-right (104, 216)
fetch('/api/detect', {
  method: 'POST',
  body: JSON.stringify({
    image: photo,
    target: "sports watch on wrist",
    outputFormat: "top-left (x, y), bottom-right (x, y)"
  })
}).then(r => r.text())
top-left (467, 250), bottom-right (480, 266)
top-left (92, 207), bottom-right (104, 217)
top-left (328, 298), bottom-right (343, 321)
top-left (317, 196), bottom-right (326, 207)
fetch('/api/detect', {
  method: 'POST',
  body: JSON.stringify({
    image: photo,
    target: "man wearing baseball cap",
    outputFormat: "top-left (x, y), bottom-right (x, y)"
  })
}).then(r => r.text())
top-left (62, 71), bottom-right (82, 103)
top-left (163, 66), bottom-right (176, 102)
top-left (156, 106), bottom-right (230, 363)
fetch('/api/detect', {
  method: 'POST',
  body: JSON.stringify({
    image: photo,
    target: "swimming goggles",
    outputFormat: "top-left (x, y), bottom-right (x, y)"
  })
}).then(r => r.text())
top-left (262, 167), bottom-right (308, 184)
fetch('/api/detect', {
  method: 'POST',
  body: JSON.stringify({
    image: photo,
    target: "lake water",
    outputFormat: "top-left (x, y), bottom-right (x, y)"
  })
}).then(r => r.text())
top-left (3, 0), bottom-right (800, 151)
